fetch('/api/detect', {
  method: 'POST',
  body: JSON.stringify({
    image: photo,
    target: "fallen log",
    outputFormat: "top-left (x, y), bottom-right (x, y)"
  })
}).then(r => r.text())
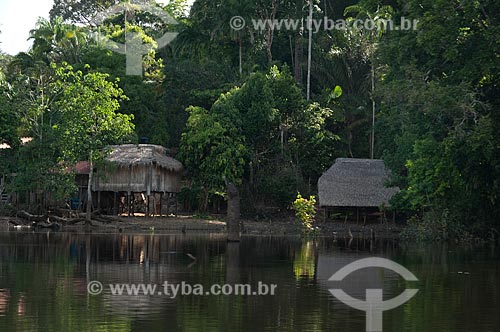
top-left (16, 211), bottom-right (48, 223)
top-left (64, 218), bottom-right (90, 225)
top-left (33, 222), bottom-right (62, 231)
top-left (16, 210), bottom-right (99, 228)
top-left (8, 219), bottom-right (24, 226)
top-left (49, 216), bottom-right (97, 226)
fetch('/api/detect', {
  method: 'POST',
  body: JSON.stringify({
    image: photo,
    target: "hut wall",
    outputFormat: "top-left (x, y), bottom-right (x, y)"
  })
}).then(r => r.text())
top-left (94, 165), bottom-right (181, 193)
top-left (152, 166), bottom-right (181, 193)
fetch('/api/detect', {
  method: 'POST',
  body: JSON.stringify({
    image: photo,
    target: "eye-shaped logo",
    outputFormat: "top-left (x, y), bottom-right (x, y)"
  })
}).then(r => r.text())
top-left (91, 0), bottom-right (179, 76)
top-left (329, 257), bottom-right (419, 332)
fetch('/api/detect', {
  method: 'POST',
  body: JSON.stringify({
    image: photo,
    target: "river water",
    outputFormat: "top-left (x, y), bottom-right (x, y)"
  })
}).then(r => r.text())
top-left (0, 231), bottom-right (498, 331)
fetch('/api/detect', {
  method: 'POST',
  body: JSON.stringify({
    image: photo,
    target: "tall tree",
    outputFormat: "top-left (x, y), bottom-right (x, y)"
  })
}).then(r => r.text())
top-left (54, 64), bottom-right (135, 220)
top-left (50, 0), bottom-right (119, 24)
top-left (29, 17), bottom-right (89, 64)
top-left (344, 3), bottom-right (393, 159)
top-left (376, 0), bottom-right (500, 232)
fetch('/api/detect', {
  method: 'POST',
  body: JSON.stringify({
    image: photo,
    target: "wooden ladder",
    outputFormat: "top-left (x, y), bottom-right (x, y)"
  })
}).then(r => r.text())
top-left (0, 186), bottom-right (9, 204)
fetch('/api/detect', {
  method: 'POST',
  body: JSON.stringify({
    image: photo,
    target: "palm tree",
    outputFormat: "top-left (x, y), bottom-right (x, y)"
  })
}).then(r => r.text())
top-left (344, 4), bottom-right (394, 159)
top-left (29, 16), bottom-right (89, 64)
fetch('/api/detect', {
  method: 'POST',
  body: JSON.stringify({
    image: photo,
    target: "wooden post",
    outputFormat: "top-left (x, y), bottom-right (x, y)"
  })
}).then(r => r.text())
top-left (128, 192), bottom-right (131, 217)
top-left (166, 193), bottom-right (170, 217)
top-left (159, 192), bottom-right (163, 218)
top-left (97, 191), bottom-right (101, 212)
top-left (175, 194), bottom-right (178, 216)
top-left (146, 194), bottom-right (150, 217)
top-left (113, 192), bottom-right (117, 216)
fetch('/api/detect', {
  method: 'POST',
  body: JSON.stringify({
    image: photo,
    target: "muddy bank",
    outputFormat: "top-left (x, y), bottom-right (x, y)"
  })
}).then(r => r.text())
top-left (0, 214), bottom-right (403, 238)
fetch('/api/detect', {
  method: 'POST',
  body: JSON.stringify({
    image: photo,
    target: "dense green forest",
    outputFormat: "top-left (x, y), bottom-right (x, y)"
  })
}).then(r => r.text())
top-left (0, 0), bottom-right (498, 239)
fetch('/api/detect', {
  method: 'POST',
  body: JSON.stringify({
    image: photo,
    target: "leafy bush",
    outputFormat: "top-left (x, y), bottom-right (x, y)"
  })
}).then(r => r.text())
top-left (256, 165), bottom-right (305, 208)
top-left (400, 209), bottom-right (473, 242)
top-left (293, 194), bottom-right (316, 232)
top-left (178, 186), bottom-right (203, 212)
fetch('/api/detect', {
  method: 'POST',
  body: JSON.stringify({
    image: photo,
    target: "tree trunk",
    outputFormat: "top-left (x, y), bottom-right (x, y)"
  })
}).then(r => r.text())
top-left (266, 38), bottom-right (273, 64)
top-left (202, 188), bottom-right (209, 212)
top-left (226, 242), bottom-right (240, 284)
top-left (370, 61), bottom-right (376, 159)
top-left (264, 0), bottom-right (278, 64)
top-left (294, 36), bottom-right (303, 84)
top-left (238, 36), bottom-right (243, 75)
top-left (306, 0), bottom-right (313, 101)
top-left (86, 156), bottom-right (93, 221)
top-left (226, 182), bottom-right (241, 242)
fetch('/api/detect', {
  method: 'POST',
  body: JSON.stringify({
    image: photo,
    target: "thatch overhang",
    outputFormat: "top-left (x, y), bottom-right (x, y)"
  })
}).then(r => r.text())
top-left (104, 144), bottom-right (183, 173)
top-left (318, 158), bottom-right (399, 208)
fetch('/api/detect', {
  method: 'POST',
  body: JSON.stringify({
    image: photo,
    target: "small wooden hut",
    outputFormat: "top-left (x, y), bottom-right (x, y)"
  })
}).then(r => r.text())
top-left (318, 158), bottom-right (399, 222)
top-left (92, 144), bottom-right (183, 216)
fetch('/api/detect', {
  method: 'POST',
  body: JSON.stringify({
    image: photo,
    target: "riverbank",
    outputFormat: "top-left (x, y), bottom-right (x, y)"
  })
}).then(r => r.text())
top-left (0, 214), bottom-right (403, 238)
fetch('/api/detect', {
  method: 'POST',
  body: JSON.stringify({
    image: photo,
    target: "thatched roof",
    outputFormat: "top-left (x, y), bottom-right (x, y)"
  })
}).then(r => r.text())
top-left (105, 144), bottom-right (183, 173)
top-left (318, 158), bottom-right (399, 208)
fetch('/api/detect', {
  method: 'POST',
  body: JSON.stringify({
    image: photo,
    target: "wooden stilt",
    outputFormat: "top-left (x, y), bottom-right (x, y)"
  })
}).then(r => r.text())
top-left (166, 193), bottom-right (170, 217)
top-left (113, 192), bottom-right (117, 216)
top-left (146, 195), bottom-right (150, 217)
top-left (159, 192), bottom-right (163, 218)
top-left (175, 194), bottom-right (178, 216)
top-left (128, 192), bottom-right (131, 217)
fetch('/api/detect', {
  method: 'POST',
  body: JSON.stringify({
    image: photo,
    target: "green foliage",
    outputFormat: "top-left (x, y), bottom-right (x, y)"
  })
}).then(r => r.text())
top-left (400, 210), bottom-right (473, 242)
top-left (4, 62), bottom-right (134, 209)
top-left (0, 83), bottom-right (19, 148)
top-left (179, 105), bottom-right (247, 210)
top-left (11, 144), bottom-right (78, 203)
top-left (53, 63), bottom-right (135, 163)
top-left (180, 105), bottom-right (247, 189)
top-left (292, 194), bottom-right (316, 232)
top-left (376, 0), bottom-right (500, 238)
top-left (180, 66), bottom-right (338, 211)
top-left (29, 16), bottom-right (89, 64)
top-left (50, 0), bottom-right (119, 24)
top-left (255, 164), bottom-right (304, 209)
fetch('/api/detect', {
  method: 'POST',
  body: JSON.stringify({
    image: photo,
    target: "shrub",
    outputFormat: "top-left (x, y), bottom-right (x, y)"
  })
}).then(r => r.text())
top-left (400, 209), bottom-right (473, 242)
top-left (293, 194), bottom-right (316, 232)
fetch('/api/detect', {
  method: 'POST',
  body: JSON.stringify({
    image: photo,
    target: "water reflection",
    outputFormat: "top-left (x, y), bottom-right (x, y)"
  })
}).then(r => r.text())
top-left (0, 232), bottom-right (498, 332)
top-left (293, 241), bottom-right (317, 279)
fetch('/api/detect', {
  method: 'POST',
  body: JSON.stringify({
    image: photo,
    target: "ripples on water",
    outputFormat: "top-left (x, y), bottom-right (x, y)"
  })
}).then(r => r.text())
top-left (0, 231), bottom-right (498, 331)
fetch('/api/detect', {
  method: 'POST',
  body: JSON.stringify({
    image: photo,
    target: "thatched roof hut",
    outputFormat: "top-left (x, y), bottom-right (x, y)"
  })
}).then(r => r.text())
top-left (318, 158), bottom-right (399, 208)
top-left (94, 144), bottom-right (183, 194)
